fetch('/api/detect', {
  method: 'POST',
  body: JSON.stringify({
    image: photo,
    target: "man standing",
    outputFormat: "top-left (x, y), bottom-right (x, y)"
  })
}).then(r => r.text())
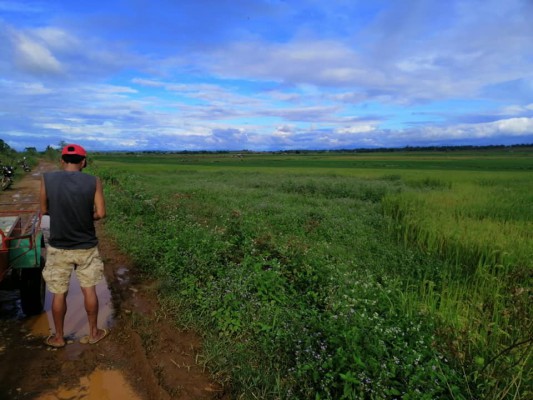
top-left (40, 144), bottom-right (109, 348)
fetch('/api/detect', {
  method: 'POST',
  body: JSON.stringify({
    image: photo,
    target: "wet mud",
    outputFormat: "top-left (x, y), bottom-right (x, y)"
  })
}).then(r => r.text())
top-left (0, 162), bottom-right (226, 400)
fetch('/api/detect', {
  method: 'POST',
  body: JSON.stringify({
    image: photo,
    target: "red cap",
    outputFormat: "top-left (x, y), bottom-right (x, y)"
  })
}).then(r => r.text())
top-left (61, 144), bottom-right (87, 157)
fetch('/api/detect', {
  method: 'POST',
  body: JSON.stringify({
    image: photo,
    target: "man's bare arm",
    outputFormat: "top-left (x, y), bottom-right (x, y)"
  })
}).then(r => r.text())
top-left (93, 178), bottom-right (106, 220)
top-left (40, 176), bottom-right (48, 215)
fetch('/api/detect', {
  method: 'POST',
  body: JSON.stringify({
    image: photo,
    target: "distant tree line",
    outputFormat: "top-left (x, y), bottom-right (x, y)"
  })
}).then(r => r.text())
top-left (0, 140), bottom-right (60, 165)
top-left (3, 141), bottom-right (531, 158)
top-left (277, 143), bottom-right (533, 154)
top-left (93, 142), bottom-right (533, 156)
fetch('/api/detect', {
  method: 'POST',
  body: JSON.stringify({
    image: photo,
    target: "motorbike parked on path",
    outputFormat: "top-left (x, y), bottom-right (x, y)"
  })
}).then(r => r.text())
top-left (1, 163), bottom-right (15, 190)
top-left (19, 157), bottom-right (31, 172)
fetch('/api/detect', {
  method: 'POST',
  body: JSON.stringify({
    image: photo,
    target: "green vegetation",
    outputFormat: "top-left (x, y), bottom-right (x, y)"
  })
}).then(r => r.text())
top-left (93, 148), bottom-right (532, 399)
top-left (0, 140), bottom-right (42, 182)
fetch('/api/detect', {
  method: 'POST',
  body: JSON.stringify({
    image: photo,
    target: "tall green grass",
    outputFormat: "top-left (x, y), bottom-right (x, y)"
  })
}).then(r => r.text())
top-left (93, 150), bottom-right (532, 399)
top-left (382, 172), bottom-right (532, 398)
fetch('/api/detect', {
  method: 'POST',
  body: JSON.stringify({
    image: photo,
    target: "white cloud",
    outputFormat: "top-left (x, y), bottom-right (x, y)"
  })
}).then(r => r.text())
top-left (336, 124), bottom-right (376, 135)
top-left (0, 79), bottom-right (52, 95)
top-left (272, 125), bottom-right (294, 138)
top-left (13, 31), bottom-right (63, 74)
top-left (33, 27), bottom-right (80, 53)
top-left (264, 105), bottom-right (340, 122)
top-left (131, 78), bottom-right (165, 88)
top-left (397, 117), bottom-right (533, 143)
top-left (499, 103), bottom-right (533, 116)
top-left (490, 117), bottom-right (533, 135)
top-left (207, 40), bottom-right (385, 87)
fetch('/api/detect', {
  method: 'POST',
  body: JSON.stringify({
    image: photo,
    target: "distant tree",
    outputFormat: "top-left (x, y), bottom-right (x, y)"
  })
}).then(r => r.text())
top-left (43, 145), bottom-right (60, 161)
top-left (0, 139), bottom-right (12, 153)
top-left (0, 139), bottom-right (17, 162)
top-left (24, 147), bottom-right (38, 155)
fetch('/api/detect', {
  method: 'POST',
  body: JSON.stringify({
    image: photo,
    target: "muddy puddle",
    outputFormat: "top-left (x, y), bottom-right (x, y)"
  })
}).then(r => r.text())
top-left (22, 215), bottom-right (114, 340)
top-left (24, 274), bottom-right (113, 341)
top-left (1, 256), bottom-right (128, 398)
top-left (35, 368), bottom-right (141, 400)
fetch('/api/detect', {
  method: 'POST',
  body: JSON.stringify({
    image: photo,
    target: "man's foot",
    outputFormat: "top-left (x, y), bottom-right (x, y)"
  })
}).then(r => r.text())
top-left (44, 335), bottom-right (66, 348)
top-left (80, 328), bottom-right (110, 345)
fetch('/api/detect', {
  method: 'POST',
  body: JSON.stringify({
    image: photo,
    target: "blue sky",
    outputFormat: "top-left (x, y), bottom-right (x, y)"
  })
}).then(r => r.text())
top-left (1, 0), bottom-right (532, 152)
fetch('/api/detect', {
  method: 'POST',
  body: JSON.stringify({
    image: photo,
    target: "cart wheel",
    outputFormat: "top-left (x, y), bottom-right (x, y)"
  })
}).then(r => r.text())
top-left (19, 258), bottom-right (46, 316)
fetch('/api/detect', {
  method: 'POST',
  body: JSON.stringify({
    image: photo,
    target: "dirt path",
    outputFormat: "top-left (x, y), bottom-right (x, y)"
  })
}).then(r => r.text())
top-left (0, 161), bottom-right (226, 400)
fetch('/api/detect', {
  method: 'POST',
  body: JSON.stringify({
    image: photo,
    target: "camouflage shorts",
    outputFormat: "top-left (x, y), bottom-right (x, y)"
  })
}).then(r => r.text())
top-left (43, 246), bottom-right (104, 294)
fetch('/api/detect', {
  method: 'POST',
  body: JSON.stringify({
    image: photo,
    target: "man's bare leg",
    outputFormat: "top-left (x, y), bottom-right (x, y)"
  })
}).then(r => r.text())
top-left (50, 292), bottom-right (67, 346)
top-left (81, 285), bottom-right (106, 341)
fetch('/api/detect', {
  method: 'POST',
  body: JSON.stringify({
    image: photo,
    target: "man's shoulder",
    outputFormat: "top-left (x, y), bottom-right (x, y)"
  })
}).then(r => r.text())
top-left (44, 170), bottom-right (69, 179)
top-left (43, 170), bottom-right (61, 179)
top-left (44, 171), bottom-right (96, 182)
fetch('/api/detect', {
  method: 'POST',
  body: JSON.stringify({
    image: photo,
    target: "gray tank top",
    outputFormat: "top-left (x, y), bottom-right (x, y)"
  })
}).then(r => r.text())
top-left (44, 171), bottom-right (98, 249)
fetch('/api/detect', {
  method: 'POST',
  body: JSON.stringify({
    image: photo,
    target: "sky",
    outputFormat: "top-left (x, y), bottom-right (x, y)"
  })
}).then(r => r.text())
top-left (1, 0), bottom-right (532, 152)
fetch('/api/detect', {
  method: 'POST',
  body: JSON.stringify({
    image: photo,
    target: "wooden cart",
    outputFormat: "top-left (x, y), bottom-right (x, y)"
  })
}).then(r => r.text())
top-left (0, 208), bottom-right (45, 315)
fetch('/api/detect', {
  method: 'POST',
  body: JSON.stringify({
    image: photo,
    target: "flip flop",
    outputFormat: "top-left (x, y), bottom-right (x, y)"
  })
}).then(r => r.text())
top-left (80, 328), bottom-right (110, 345)
top-left (44, 335), bottom-right (66, 348)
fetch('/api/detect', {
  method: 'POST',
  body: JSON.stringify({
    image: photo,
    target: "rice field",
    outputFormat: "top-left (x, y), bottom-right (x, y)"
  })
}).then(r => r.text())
top-left (93, 147), bottom-right (532, 399)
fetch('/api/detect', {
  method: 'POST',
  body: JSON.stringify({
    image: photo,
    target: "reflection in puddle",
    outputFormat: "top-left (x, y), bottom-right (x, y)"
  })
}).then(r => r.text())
top-left (116, 266), bottom-right (129, 284)
top-left (36, 368), bottom-right (141, 400)
top-left (25, 273), bottom-right (113, 339)
top-left (0, 289), bottom-right (23, 319)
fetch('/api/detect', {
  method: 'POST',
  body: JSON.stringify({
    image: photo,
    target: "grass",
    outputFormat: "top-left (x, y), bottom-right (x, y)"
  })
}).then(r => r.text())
top-left (381, 168), bottom-right (532, 399)
top-left (93, 149), bottom-right (532, 399)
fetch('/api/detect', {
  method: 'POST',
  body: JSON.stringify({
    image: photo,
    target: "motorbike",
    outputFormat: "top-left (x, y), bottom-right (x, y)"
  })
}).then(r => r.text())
top-left (1, 164), bottom-right (15, 190)
top-left (20, 158), bottom-right (31, 172)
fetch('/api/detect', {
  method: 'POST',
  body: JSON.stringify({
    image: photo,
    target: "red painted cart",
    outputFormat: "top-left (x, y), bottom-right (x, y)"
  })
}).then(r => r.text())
top-left (0, 207), bottom-right (46, 315)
